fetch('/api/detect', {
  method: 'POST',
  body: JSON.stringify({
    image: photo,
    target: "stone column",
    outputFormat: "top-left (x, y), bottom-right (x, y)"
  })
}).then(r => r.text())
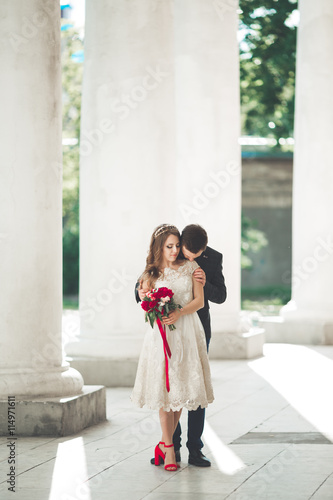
top-left (0, 0), bottom-right (105, 435)
top-left (280, 0), bottom-right (333, 344)
top-left (67, 0), bottom-right (263, 381)
top-left (174, 0), bottom-right (264, 358)
top-left (65, 0), bottom-right (178, 384)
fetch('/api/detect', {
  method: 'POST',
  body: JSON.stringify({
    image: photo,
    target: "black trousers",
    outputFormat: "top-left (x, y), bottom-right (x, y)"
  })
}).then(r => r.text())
top-left (173, 405), bottom-right (205, 452)
top-left (173, 336), bottom-right (210, 452)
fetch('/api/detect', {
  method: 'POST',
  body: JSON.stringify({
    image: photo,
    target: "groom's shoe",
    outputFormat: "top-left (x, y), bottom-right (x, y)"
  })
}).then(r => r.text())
top-left (150, 449), bottom-right (181, 465)
top-left (188, 449), bottom-right (211, 467)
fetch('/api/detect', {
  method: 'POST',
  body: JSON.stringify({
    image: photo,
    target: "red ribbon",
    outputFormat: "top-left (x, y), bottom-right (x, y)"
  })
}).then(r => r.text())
top-left (156, 318), bottom-right (172, 392)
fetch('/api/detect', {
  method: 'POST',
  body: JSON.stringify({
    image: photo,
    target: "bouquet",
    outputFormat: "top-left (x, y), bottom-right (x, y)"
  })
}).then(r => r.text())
top-left (141, 287), bottom-right (182, 331)
top-left (141, 287), bottom-right (182, 392)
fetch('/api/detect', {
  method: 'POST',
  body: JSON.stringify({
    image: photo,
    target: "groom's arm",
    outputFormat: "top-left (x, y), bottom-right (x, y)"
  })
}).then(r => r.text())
top-left (204, 254), bottom-right (227, 304)
top-left (135, 281), bottom-right (140, 303)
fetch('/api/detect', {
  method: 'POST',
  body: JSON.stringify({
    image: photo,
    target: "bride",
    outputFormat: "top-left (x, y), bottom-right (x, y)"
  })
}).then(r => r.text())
top-left (131, 224), bottom-right (214, 471)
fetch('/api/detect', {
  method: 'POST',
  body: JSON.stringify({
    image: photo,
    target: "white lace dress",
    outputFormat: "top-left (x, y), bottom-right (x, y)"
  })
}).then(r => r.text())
top-left (131, 260), bottom-right (214, 412)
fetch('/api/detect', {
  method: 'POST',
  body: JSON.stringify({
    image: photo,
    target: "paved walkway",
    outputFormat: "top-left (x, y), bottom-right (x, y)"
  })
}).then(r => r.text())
top-left (1, 344), bottom-right (333, 500)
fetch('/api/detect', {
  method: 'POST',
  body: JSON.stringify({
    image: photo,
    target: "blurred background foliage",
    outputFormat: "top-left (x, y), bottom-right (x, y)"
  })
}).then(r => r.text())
top-left (61, 1), bottom-right (297, 307)
top-left (239, 0), bottom-right (297, 141)
top-left (241, 215), bottom-right (268, 270)
top-left (62, 27), bottom-right (82, 300)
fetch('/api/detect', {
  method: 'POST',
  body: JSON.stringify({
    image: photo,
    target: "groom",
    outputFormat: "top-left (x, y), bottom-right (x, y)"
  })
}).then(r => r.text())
top-left (136, 224), bottom-right (227, 467)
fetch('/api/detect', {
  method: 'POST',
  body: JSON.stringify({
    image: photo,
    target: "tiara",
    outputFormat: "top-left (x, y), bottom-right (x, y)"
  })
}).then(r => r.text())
top-left (154, 224), bottom-right (177, 238)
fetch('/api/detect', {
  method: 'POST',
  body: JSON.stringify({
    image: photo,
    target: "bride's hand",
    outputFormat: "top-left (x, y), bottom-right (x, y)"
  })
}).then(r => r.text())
top-left (138, 279), bottom-right (149, 301)
top-left (162, 309), bottom-right (182, 325)
top-left (138, 288), bottom-right (149, 301)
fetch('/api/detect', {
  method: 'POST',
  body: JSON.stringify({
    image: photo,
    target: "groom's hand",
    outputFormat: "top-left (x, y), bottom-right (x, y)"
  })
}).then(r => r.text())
top-left (193, 268), bottom-right (206, 286)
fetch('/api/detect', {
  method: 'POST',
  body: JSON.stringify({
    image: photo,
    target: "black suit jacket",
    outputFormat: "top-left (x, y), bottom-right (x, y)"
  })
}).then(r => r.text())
top-left (135, 245), bottom-right (227, 343)
top-left (194, 246), bottom-right (227, 343)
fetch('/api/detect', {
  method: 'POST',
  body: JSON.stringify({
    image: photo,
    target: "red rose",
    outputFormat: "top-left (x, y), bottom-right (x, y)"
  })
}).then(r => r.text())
top-left (149, 300), bottom-right (158, 309)
top-left (141, 300), bottom-right (151, 312)
top-left (157, 287), bottom-right (173, 299)
top-left (153, 289), bottom-right (162, 299)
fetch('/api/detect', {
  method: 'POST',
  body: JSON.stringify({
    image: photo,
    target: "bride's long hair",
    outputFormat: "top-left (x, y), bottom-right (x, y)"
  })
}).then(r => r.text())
top-left (140, 224), bottom-right (181, 288)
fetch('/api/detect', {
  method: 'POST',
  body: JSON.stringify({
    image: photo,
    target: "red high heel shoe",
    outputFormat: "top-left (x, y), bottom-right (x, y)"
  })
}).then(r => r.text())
top-left (164, 443), bottom-right (177, 471)
top-left (154, 442), bottom-right (165, 466)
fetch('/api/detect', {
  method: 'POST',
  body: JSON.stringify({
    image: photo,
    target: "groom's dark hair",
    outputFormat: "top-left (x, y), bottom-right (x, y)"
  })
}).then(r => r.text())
top-left (181, 224), bottom-right (208, 254)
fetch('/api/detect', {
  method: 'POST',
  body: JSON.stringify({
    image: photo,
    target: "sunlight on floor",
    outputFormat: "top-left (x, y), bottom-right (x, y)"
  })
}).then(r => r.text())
top-left (49, 437), bottom-right (90, 500)
top-left (203, 421), bottom-right (246, 475)
top-left (248, 344), bottom-right (333, 441)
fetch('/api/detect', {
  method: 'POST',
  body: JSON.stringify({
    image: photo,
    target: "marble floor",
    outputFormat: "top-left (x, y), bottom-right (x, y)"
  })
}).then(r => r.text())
top-left (1, 343), bottom-right (333, 500)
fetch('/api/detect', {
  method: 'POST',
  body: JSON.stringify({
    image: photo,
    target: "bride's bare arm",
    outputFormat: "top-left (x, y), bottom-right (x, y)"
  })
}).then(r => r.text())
top-left (162, 276), bottom-right (204, 325)
top-left (180, 277), bottom-right (204, 315)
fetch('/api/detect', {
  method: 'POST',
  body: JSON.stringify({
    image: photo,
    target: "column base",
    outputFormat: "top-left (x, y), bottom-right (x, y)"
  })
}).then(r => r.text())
top-left (209, 329), bottom-right (265, 359)
top-left (259, 316), bottom-right (333, 344)
top-left (0, 366), bottom-right (84, 398)
top-left (0, 385), bottom-right (106, 437)
top-left (66, 337), bottom-right (143, 358)
top-left (67, 357), bottom-right (139, 387)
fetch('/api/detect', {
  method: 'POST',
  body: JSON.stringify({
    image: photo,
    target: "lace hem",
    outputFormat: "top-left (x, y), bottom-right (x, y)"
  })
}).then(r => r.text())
top-left (130, 395), bottom-right (214, 412)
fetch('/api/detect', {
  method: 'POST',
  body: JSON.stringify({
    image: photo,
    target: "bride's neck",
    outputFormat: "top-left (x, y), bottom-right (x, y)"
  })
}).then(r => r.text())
top-left (161, 258), bottom-right (181, 270)
top-left (161, 259), bottom-right (172, 269)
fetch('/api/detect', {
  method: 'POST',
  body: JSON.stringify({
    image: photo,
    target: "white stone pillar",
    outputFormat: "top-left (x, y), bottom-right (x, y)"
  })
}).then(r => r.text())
top-left (173, 0), bottom-right (263, 358)
top-left (67, 0), bottom-right (263, 380)
top-left (0, 0), bottom-right (84, 397)
top-left (280, 0), bottom-right (333, 344)
top-left (65, 0), bottom-right (178, 384)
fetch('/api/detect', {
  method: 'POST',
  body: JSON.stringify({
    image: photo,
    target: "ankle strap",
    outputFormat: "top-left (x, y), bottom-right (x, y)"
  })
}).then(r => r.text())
top-left (164, 443), bottom-right (174, 448)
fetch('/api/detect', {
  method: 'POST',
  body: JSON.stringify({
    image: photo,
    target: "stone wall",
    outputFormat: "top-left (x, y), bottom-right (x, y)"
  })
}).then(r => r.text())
top-left (241, 156), bottom-right (293, 290)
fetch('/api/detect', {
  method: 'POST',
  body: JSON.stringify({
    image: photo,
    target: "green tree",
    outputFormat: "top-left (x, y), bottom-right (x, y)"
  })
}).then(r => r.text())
top-left (239, 0), bottom-right (298, 141)
top-left (61, 27), bottom-right (83, 296)
top-left (241, 214), bottom-right (268, 269)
